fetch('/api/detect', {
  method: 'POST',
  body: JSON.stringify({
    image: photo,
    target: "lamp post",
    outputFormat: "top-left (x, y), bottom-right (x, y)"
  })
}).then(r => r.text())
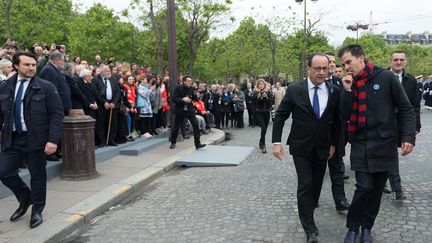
top-left (295, 0), bottom-right (318, 81)
top-left (347, 23), bottom-right (369, 43)
top-left (167, 0), bottom-right (178, 141)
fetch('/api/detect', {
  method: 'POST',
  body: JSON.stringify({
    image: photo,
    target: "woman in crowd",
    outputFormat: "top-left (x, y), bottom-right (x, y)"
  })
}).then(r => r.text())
top-left (136, 77), bottom-right (153, 138)
top-left (232, 85), bottom-right (245, 128)
top-left (149, 76), bottom-right (162, 135)
top-left (116, 77), bottom-right (132, 144)
top-left (213, 87), bottom-right (225, 129)
top-left (254, 79), bottom-right (274, 153)
top-left (222, 86), bottom-right (232, 128)
top-left (124, 75), bottom-right (137, 141)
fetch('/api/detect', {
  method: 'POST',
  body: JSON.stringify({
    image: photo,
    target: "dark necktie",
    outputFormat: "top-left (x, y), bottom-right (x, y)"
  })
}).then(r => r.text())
top-left (313, 86), bottom-right (320, 119)
top-left (15, 79), bottom-right (27, 133)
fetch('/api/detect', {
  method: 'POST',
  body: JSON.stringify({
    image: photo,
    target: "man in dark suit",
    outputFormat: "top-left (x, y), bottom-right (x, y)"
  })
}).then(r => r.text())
top-left (93, 65), bottom-right (120, 147)
top-left (0, 52), bottom-right (64, 228)
top-left (339, 45), bottom-right (415, 243)
top-left (383, 50), bottom-right (421, 200)
top-left (324, 51), bottom-right (350, 212)
top-left (38, 51), bottom-right (71, 115)
top-left (170, 75), bottom-right (206, 150)
top-left (272, 53), bottom-right (341, 243)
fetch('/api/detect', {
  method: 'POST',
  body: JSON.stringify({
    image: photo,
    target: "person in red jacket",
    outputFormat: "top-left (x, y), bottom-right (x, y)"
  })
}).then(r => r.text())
top-left (123, 75), bottom-right (138, 140)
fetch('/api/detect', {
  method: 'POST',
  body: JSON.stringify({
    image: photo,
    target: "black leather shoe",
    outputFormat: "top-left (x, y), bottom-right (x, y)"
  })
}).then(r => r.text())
top-left (46, 155), bottom-right (60, 161)
top-left (336, 200), bottom-right (350, 212)
top-left (344, 230), bottom-right (358, 243)
top-left (383, 185), bottom-right (391, 194)
top-left (108, 142), bottom-right (118, 146)
top-left (10, 200), bottom-right (32, 221)
top-left (195, 143), bottom-right (206, 150)
top-left (395, 190), bottom-right (406, 200)
top-left (170, 144), bottom-right (176, 149)
top-left (306, 232), bottom-right (318, 243)
top-left (361, 227), bottom-right (373, 243)
top-left (262, 146), bottom-right (267, 154)
top-left (30, 213), bottom-right (43, 228)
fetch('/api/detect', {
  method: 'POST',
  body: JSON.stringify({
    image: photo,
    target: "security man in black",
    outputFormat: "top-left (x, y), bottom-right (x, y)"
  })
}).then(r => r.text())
top-left (170, 76), bottom-right (206, 150)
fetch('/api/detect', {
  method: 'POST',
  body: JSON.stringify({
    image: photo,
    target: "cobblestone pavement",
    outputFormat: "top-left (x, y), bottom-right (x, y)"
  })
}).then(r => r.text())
top-left (70, 109), bottom-right (432, 243)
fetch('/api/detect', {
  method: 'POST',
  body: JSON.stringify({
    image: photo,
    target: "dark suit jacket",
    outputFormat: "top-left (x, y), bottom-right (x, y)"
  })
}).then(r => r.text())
top-left (38, 62), bottom-right (72, 112)
top-left (400, 70), bottom-right (421, 132)
top-left (272, 79), bottom-right (341, 160)
top-left (93, 75), bottom-right (120, 105)
top-left (172, 85), bottom-right (197, 115)
top-left (387, 68), bottom-right (421, 133)
top-left (0, 74), bottom-right (64, 151)
top-left (328, 76), bottom-right (346, 157)
top-left (341, 67), bottom-right (416, 173)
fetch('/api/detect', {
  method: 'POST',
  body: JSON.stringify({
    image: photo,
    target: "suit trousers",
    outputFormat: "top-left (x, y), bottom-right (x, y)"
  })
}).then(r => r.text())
top-left (171, 112), bottom-right (201, 146)
top-left (293, 155), bottom-right (327, 234)
top-left (388, 166), bottom-right (402, 192)
top-left (346, 171), bottom-right (388, 231)
top-left (246, 103), bottom-right (256, 126)
top-left (0, 133), bottom-right (47, 214)
top-left (96, 108), bottom-right (118, 145)
top-left (328, 154), bottom-right (347, 205)
top-left (255, 111), bottom-right (270, 146)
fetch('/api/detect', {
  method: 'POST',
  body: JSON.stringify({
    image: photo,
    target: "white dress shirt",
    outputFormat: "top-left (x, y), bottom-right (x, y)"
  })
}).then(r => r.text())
top-left (13, 76), bottom-right (30, 131)
top-left (390, 69), bottom-right (403, 83)
top-left (104, 77), bottom-right (113, 101)
top-left (307, 78), bottom-right (328, 117)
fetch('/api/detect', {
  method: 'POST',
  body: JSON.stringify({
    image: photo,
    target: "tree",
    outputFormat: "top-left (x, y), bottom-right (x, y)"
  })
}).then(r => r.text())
top-left (0, 0), bottom-right (73, 48)
top-left (67, 4), bottom-right (134, 63)
top-left (177, 0), bottom-right (232, 76)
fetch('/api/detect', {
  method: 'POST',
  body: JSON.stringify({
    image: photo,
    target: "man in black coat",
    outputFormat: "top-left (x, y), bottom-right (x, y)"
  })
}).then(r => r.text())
top-left (272, 53), bottom-right (341, 243)
top-left (339, 45), bottom-right (416, 243)
top-left (38, 51), bottom-right (71, 115)
top-left (324, 51), bottom-right (350, 212)
top-left (384, 51), bottom-right (422, 200)
top-left (169, 75), bottom-right (206, 150)
top-left (0, 52), bottom-right (64, 228)
top-left (93, 65), bottom-right (120, 147)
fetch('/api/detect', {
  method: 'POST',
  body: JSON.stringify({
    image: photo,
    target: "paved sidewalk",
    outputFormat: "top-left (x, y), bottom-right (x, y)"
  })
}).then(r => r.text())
top-left (0, 129), bottom-right (225, 243)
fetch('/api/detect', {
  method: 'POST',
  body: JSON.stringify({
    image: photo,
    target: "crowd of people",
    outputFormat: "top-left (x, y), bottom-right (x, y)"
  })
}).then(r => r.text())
top-left (0, 39), bottom-right (430, 241)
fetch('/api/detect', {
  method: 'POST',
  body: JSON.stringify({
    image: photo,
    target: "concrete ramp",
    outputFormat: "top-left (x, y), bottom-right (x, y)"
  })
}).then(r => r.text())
top-left (175, 145), bottom-right (254, 167)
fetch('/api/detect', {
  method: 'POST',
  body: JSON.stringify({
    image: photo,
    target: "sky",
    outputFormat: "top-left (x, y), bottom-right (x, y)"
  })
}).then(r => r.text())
top-left (73, 0), bottom-right (432, 46)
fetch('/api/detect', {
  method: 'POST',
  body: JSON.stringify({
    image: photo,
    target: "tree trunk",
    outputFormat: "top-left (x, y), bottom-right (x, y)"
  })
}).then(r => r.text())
top-left (187, 49), bottom-right (197, 76)
top-left (5, 0), bottom-right (14, 39)
top-left (149, 0), bottom-right (164, 76)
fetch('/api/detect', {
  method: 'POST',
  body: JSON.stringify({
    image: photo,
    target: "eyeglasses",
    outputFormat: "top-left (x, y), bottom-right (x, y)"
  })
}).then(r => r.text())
top-left (311, 67), bottom-right (329, 72)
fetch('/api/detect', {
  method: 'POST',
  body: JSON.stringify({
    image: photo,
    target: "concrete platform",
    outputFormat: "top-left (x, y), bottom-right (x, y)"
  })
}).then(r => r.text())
top-left (0, 134), bottom-right (169, 199)
top-left (119, 137), bottom-right (167, 156)
top-left (175, 145), bottom-right (254, 167)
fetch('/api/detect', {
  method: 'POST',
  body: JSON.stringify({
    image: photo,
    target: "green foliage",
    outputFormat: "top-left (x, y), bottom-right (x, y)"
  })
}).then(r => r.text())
top-left (0, 0), bottom-right (73, 49)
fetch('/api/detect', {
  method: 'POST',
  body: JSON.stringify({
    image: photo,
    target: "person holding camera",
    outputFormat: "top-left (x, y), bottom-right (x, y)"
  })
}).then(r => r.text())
top-left (254, 79), bottom-right (274, 153)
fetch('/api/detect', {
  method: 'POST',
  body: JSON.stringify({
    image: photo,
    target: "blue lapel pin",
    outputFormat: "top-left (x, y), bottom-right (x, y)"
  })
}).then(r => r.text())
top-left (373, 84), bottom-right (380, 91)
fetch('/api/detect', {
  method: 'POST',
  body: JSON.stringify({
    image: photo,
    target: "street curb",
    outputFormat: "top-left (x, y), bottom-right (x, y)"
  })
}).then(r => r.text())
top-left (9, 129), bottom-right (225, 243)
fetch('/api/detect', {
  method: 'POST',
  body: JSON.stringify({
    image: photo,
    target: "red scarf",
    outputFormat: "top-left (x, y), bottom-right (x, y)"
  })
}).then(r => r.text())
top-left (346, 61), bottom-right (374, 141)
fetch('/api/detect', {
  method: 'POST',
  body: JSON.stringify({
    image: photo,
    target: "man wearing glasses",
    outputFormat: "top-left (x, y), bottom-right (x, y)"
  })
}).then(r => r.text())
top-left (272, 53), bottom-right (341, 243)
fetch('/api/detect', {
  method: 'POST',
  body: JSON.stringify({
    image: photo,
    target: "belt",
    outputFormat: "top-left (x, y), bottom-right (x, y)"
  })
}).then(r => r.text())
top-left (12, 131), bottom-right (28, 136)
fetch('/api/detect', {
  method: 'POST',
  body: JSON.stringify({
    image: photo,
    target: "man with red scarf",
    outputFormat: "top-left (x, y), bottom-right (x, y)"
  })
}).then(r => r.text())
top-left (339, 44), bottom-right (416, 243)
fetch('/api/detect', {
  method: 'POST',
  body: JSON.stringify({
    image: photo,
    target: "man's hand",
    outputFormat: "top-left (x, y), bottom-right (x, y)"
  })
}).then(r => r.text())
top-left (110, 103), bottom-right (115, 109)
top-left (182, 97), bottom-right (191, 103)
top-left (44, 142), bottom-right (57, 155)
top-left (90, 103), bottom-right (98, 110)
top-left (401, 142), bottom-right (414, 156)
top-left (328, 145), bottom-right (336, 160)
top-left (342, 73), bottom-right (353, 92)
top-left (273, 144), bottom-right (283, 161)
top-left (104, 102), bottom-right (110, 110)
